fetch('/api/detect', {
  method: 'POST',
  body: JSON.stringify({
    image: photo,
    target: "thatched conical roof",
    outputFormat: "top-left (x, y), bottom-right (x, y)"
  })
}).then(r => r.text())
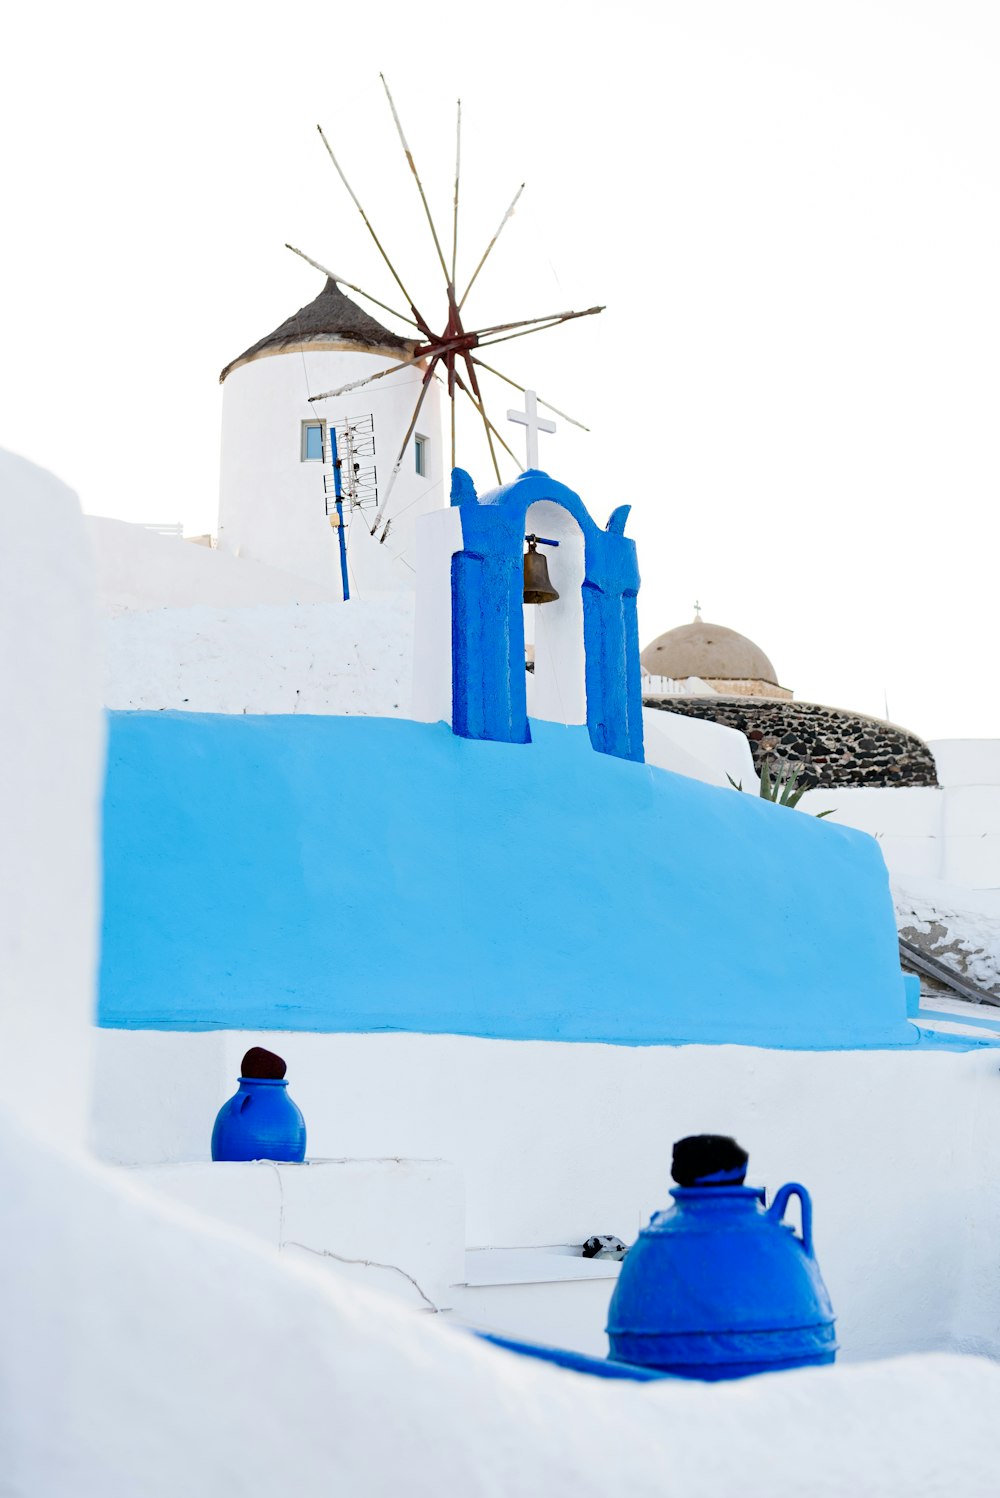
top-left (220, 278), bottom-right (410, 382)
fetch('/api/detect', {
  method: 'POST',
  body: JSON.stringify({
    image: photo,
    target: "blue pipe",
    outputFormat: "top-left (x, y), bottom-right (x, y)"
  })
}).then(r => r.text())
top-left (330, 427), bottom-right (350, 602)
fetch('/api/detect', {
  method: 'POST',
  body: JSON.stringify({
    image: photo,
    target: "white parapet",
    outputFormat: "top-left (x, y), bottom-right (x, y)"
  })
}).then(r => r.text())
top-left (642, 704), bottom-right (757, 789)
top-left (126, 1157), bottom-right (465, 1312)
top-left (641, 673), bottom-right (718, 697)
top-left (87, 515), bottom-right (340, 616)
top-left (102, 597), bottom-right (416, 716)
top-left (412, 505), bottom-right (464, 724)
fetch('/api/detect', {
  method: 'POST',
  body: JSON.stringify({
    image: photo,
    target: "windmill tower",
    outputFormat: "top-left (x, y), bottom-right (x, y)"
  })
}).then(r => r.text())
top-left (216, 277), bottom-right (443, 596)
top-left (217, 78), bottom-right (601, 602)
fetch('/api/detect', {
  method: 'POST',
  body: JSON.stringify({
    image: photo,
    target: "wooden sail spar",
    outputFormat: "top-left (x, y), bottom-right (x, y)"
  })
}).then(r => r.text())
top-left (297, 82), bottom-right (603, 538)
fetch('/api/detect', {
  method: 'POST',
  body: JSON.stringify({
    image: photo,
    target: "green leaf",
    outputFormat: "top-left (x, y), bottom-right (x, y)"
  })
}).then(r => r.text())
top-left (783, 778), bottom-right (806, 808)
top-left (755, 759), bottom-right (830, 818)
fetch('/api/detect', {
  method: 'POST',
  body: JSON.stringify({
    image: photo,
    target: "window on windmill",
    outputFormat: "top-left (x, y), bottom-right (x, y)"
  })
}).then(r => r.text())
top-left (301, 421), bottom-right (325, 462)
top-left (414, 434), bottom-right (429, 478)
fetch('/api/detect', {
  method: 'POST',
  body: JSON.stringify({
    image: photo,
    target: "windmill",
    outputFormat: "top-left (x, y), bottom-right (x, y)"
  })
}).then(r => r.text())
top-left (287, 76), bottom-right (603, 546)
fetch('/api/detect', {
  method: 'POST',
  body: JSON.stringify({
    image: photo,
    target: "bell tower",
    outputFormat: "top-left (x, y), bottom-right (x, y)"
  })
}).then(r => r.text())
top-left (414, 467), bottom-right (644, 763)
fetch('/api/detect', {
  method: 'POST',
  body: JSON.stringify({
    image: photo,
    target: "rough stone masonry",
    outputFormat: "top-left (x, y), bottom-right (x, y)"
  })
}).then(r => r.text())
top-left (645, 696), bottom-right (938, 790)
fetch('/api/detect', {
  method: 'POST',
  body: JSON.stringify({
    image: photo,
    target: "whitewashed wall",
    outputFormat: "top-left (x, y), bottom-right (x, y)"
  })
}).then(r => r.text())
top-left (932, 740), bottom-right (1000, 787)
top-left (11, 1107), bottom-right (1000, 1498)
top-left (125, 1156), bottom-right (466, 1312)
top-left (932, 740), bottom-right (1000, 888)
top-left (798, 785), bottom-right (944, 880)
top-left (217, 348), bottom-right (443, 598)
top-left (0, 451), bottom-right (103, 1149)
top-left (9, 450), bottom-right (1000, 1497)
top-left (800, 740), bottom-right (1000, 888)
top-left (87, 515), bottom-right (339, 616)
top-left (103, 598), bottom-right (415, 716)
top-left (643, 705), bottom-right (757, 789)
top-left (93, 1028), bottom-right (1000, 1366)
top-left (412, 506), bottom-right (464, 724)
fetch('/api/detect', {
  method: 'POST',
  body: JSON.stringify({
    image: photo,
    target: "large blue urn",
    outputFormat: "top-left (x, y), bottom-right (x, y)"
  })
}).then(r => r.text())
top-left (211, 1049), bottom-right (306, 1162)
top-left (607, 1142), bottom-right (836, 1380)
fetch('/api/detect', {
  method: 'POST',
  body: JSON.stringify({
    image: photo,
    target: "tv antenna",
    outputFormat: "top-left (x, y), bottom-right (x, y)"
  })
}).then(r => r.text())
top-left (323, 414), bottom-right (378, 600)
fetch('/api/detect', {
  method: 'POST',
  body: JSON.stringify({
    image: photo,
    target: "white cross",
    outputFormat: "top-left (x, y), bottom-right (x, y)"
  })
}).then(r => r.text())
top-left (507, 389), bottom-right (556, 470)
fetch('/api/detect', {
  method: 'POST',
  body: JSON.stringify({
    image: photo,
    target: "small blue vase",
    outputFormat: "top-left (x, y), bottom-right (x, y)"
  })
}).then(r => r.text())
top-left (211, 1076), bottom-right (307, 1162)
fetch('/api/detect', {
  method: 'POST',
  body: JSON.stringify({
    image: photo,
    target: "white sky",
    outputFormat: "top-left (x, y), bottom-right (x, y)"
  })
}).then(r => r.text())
top-left (2, 1), bottom-right (998, 739)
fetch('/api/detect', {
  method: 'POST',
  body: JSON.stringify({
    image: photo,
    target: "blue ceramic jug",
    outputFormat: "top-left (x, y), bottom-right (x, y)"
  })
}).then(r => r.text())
top-left (211, 1076), bottom-right (307, 1162)
top-left (607, 1180), bottom-right (836, 1380)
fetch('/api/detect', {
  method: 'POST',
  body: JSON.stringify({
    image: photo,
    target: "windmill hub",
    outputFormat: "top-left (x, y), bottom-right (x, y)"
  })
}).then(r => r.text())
top-left (296, 78), bottom-right (604, 542)
top-left (413, 329), bottom-right (481, 361)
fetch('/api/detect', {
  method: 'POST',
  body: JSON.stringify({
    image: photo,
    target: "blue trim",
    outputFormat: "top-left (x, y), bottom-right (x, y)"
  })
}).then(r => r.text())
top-left (450, 524), bottom-right (529, 744)
top-left (476, 1332), bottom-right (673, 1381)
top-left (910, 1022), bottom-right (1000, 1049)
top-left (449, 468), bottom-right (644, 763)
top-left (918, 1006), bottom-right (1000, 1034)
top-left (303, 422), bottom-right (324, 461)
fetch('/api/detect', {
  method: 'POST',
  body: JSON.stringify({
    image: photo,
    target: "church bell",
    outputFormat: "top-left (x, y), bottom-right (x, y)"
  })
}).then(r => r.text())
top-left (523, 537), bottom-right (559, 605)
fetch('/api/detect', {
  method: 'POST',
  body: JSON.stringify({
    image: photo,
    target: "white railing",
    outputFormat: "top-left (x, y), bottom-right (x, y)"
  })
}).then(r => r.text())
top-left (137, 522), bottom-right (184, 539)
top-left (641, 674), bottom-right (718, 698)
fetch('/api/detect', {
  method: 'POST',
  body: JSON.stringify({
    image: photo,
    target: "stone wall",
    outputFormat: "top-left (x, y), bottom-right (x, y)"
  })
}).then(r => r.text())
top-left (644, 695), bottom-right (938, 789)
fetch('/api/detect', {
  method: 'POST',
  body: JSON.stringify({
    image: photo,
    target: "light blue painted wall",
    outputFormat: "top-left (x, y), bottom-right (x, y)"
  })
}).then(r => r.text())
top-left (99, 711), bottom-right (917, 1048)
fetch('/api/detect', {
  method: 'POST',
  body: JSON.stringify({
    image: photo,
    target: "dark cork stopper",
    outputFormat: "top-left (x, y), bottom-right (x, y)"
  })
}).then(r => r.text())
top-left (671, 1134), bottom-right (749, 1187)
top-left (241, 1047), bottom-right (287, 1080)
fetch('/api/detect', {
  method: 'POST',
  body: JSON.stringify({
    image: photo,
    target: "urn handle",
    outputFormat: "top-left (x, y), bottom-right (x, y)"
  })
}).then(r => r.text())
top-left (767, 1182), bottom-right (813, 1257)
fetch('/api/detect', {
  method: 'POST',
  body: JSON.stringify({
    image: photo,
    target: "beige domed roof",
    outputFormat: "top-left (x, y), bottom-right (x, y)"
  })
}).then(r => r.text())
top-left (641, 617), bottom-right (779, 684)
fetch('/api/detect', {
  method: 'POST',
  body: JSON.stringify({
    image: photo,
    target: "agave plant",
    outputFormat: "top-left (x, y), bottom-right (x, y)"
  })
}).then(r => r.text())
top-left (727, 761), bottom-right (834, 818)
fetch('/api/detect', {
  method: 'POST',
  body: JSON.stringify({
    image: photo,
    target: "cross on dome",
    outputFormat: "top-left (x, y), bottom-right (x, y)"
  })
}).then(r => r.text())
top-left (507, 389), bottom-right (556, 470)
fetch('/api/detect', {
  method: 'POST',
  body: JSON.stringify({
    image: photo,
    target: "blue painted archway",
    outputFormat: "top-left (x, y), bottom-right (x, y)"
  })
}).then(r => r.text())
top-left (450, 468), bottom-right (644, 763)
